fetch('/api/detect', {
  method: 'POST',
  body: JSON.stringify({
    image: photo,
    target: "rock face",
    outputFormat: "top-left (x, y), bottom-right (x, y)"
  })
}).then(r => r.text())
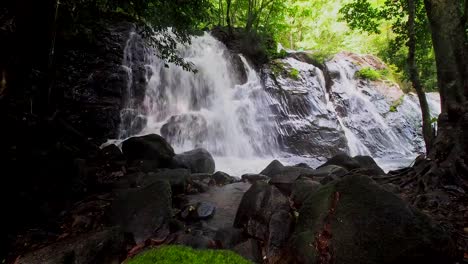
top-left (57, 21), bottom-right (147, 142)
top-left (17, 228), bottom-right (127, 264)
top-left (122, 134), bottom-right (175, 167)
top-left (284, 175), bottom-right (456, 264)
top-left (263, 52), bottom-right (441, 162)
top-left (263, 58), bottom-right (349, 157)
top-left (172, 148), bottom-right (215, 174)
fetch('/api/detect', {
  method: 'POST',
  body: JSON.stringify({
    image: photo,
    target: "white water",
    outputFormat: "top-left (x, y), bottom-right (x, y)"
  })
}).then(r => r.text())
top-left (118, 33), bottom-right (441, 175)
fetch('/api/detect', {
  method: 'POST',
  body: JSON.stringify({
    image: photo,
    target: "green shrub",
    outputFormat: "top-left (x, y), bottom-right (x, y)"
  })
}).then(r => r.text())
top-left (125, 245), bottom-right (251, 264)
top-left (289, 68), bottom-right (300, 80)
top-left (355, 67), bottom-right (382, 81)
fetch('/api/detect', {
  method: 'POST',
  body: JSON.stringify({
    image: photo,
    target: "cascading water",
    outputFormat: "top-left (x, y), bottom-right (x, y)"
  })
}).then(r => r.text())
top-left (118, 33), bottom-right (441, 174)
top-left (122, 32), bottom-right (280, 174)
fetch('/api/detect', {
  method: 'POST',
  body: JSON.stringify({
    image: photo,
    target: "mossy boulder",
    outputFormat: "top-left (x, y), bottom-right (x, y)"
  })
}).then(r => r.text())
top-left (125, 245), bottom-right (251, 264)
top-left (285, 175), bottom-right (457, 264)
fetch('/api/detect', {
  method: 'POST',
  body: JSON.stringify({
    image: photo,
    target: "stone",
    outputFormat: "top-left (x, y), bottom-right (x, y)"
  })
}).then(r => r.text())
top-left (212, 171), bottom-right (236, 185)
top-left (172, 148), bottom-right (215, 174)
top-left (317, 152), bottom-right (361, 171)
top-left (122, 134), bottom-right (175, 168)
top-left (283, 175), bottom-right (457, 264)
top-left (241, 173), bottom-right (269, 183)
top-left (108, 180), bottom-right (172, 243)
top-left (269, 166), bottom-right (316, 195)
top-left (233, 239), bottom-right (263, 263)
top-left (260, 159), bottom-right (284, 176)
top-left (353, 155), bottom-right (385, 175)
top-left (234, 181), bottom-right (292, 255)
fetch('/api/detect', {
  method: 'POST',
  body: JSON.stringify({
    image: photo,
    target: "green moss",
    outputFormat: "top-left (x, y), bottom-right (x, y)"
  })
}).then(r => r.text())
top-left (125, 245), bottom-right (251, 264)
top-left (289, 68), bottom-right (300, 80)
top-left (270, 61), bottom-right (286, 76)
top-left (355, 67), bottom-right (382, 81)
top-left (389, 95), bottom-right (404, 112)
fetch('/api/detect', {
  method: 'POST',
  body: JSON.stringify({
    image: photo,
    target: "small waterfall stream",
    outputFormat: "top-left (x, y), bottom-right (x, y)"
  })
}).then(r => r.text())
top-left (118, 33), bottom-right (441, 175)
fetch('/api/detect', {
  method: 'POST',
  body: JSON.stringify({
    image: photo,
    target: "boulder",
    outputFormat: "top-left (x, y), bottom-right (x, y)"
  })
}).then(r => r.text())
top-left (234, 182), bottom-right (292, 259)
top-left (108, 180), bottom-right (172, 243)
top-left (260, 159), bottom-right (284, 176)
top-left (147, 169), bottom-right (190, 195)
top-left (284, 175), bottom-right (457, 264)
top-left (269, 166), bottom-right (316, 195)
top-left (17, 227), bottom-right (127, 264)
top-left (118, 169), bottom-right (190, 195)
top-left (181, 202), bottom-right (216, 220)
top-left (317, 152), bottom-right (361, 171)
top-left (172, 148), bottom-right (215, 174)
top-left (233, 239), bottom-right (263, 263)
top-left (241, 173), bottom-right (269, 183)
top-left (122, 134), bottom-right (175, 168)
top-left (212, 171), bottom-right (236, 185)
top-left (214, 227), bottom-right (245, 249)
top-left (353, 155), bottom-right (385, 175)
top-left (291, 177), bottom-right (322, 207)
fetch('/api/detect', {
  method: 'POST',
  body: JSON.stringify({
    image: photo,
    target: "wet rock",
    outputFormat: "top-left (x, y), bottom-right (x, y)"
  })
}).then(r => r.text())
top-left (214, 227), bottom-right (245, 249)
top-left (317, 152), bottom-right (361, 171)
top-left (147, 169), bottom-right (190, 195)
top-left (291, 177), bottom-right (321, 207)
top-left (294, 162), bottom-right (312, 168)
top-left (241, 173), bottom-right (269, 183)
top-left (108, 180), bottom-right (172, 243)
top-left (212, 171), bottom-right (236, 185)
top-left (189, 173), bottom-right (213, 182)
top-left (17, 227), bottom-right (128, 264)
top-left (191, 180), bottom-right (210, 193)
top-left (269, 166), bottom-right (316, 195)
top-left (181, 202), bottom-right (216, 220)
top-left (122, 134), bottom-right (175, 168)
top-left (99, 144), bottom-right (124, 163)
top-left (196, 202), bottom-right (216, 219)
top-left (234, 181), bottom-right (292, 257)
top-left (260, 159), bottom-right (284, 176)
top-left (312, 165), bottom-right (349, 184)
top-left (284, 175), bottom-right (457, 264)
top-left (161, 114), bottom-right (208, 147)
top-left (233, 239), bottom-right (263, 263)
top-left (172, 148), bottom-right (215, 174)
top-left (353, 155), bottom-right (385, 175)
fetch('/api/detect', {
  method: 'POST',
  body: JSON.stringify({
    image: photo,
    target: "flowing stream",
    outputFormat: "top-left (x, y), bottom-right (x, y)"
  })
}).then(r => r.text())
top-left (118, 32), bottom-right (441, 175)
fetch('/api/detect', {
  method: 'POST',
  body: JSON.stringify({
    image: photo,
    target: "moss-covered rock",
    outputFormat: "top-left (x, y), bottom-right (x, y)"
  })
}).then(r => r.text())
top-left (285, 175), bottom-right (457, 264)
top-left (125, 245), bottom-right (251, 264)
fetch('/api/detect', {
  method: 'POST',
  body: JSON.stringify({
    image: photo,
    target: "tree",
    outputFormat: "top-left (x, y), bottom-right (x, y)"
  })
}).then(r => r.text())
top-left (407, 0), bottom-right (434, 152)
top-left (422, 0), bottom-right (467, 188)
top-left (340, 0), bottom-right (436, 154)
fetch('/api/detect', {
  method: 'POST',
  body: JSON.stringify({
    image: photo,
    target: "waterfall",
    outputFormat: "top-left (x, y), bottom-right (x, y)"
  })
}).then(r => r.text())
top-left (118, 34), bottom-right (441, 174)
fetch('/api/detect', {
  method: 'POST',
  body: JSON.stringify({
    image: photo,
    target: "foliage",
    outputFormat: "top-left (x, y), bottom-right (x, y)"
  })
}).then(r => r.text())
top-left (389, 95), bottom-right (404, 112)
top-left (356, 67), bottom-right (382, 81)
top-left (59, 0), bottom-right (213, 70)
top-left (289, 68), bottom-right (300, 80)
top-left (125, 246), bottom-right (251, 264)
top-left (339, 0), bottom-right (437, 92)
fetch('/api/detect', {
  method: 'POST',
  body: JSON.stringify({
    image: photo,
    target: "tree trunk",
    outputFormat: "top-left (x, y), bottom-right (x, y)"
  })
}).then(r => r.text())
top-left (423, 0), bottom-right (467, 177)
top-left (407, 0), bottom-right (434, 153)
top-left (226, 0), bottom-right (232, 32)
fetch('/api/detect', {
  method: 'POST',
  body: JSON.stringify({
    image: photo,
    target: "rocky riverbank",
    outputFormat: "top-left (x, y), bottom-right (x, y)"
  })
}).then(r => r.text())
top-left (9, 133), bottom-right (462, 263)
